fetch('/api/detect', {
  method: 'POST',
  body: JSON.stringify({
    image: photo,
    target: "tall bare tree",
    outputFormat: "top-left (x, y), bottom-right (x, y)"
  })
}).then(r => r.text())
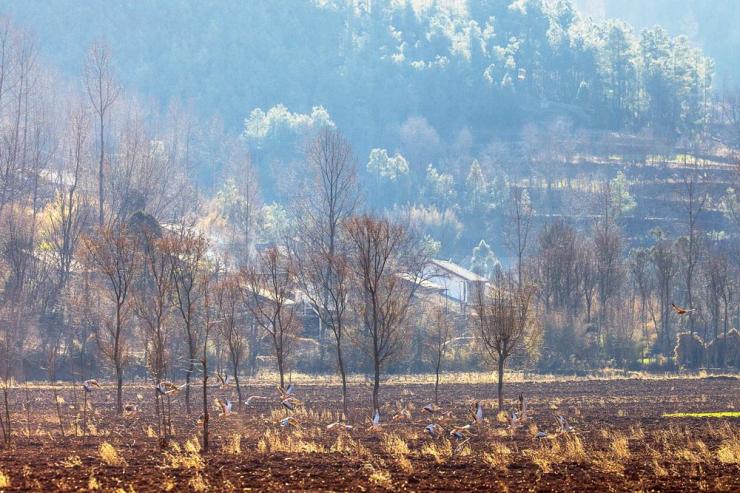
top-left (680, 171), bottom-right (708, 334)
top-left (291, 127), bottom-right (358, 416)
top-left (243, 246), bottom-right (300, 390)
top-left (84, 225), bottom-right (137, 413)
top-left (425, 303), bottom-right (452, 405)
top-left (473, 271), bottom-right (536, 411)
top-left (170, 229), bottom-right (208, 413)
top-left (507, 186), bottom-right (533, 287)
top-left (84, 41), bottom-right (119, 227)
top-left (216, 273), bottom-right (246, 406)
top-left (345, 215), bottom-right (428, 413)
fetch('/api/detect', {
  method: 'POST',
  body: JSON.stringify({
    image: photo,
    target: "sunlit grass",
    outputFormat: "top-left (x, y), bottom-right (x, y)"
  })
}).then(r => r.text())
top-left (663, 411), bottom-right (740, 418)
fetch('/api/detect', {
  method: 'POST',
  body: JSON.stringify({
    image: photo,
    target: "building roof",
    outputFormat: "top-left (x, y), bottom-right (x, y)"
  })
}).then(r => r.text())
top-left (430, 259), bottom-right (487, 282)
top-left (396, 272), bottom-right (445, 291)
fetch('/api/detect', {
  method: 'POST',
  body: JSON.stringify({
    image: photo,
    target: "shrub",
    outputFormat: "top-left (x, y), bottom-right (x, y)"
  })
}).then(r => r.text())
top-left (674, 332), bottom-right (705, 369)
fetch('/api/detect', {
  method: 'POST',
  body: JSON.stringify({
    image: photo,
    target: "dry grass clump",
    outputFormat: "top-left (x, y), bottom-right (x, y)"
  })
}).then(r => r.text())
top-left (483, 443), bottom-right (512, 470)
top-left (0, 471), bottom-right (11, 488)
top-left (257, 428), bottom-right (325, 454)
top-left (383, 433), bottom-right (413, 473)
top-left (524, 434), bottom-right (587, 473)
top-left (383, 433), bottom-right (410, 456)
top-left (99, 441), bottom-right (126, 466)
top-left (164, 438), bottom-right (204, 470)
top-left (88, 472), bottom-right (101, 490)
top-left (61, 455), bottom-right (83, 468)
top-left (717, 434), bottom-right (740, 464)
top-left (420, 439), bottom-right (453, 464)
top-left (223, 433), bottom-right (241, 455)
top-left (366, 463), bottom-right (393, 488)
top-left (189, 473), bottom-right (209, 492)
top-left (593, 431), bottom-right (630, 474)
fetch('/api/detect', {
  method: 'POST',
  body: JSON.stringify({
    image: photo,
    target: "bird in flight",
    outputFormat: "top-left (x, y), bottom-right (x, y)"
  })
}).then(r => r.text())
top-left (156, 381), bottom-right (186, 396)
top-left (423, 403), bottom-right (440, 414)
top-left (280, 416), bottom-right (300, 428)
top-left (671, 303), bottom-right (695, 315)
top-left (425, 423), bottom-right (444, 438)
top-left (281, 397), bottom-right (301, 411)
top-left (82, 379), bottom-right (101, 392)
top-left (277, 383), bottom-right (295, 400)
top-left (449, 424), bottom-right (473, 440)
top-left (245, 395), bottom-right (268, 406)
top-left (326, 421), bottom-right (353, 432)
top-left (214, 397), bottom-right (233, 416)
top-left (392, 402), bottom-right (412, 421)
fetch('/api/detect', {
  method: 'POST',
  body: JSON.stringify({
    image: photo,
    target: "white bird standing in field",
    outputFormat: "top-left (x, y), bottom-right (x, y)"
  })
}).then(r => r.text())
top-left (471, 401), bottom-right (484, 424)
top-left (214, 397), bottom-right (233, 416)
top-left (83, 379), bottom-right (101, 392)
top-left (557, 415), bottom-right (575, 434)
top-left (367, 409), bottom-right (383, 432)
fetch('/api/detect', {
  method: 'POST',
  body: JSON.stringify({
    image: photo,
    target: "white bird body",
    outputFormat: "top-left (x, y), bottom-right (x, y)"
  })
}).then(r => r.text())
top-left (82, 379), bottom-right (101, 392)
top-left (368, 409), bottom-right (383, 432)
top-left (326, 421), bottom-right (353, 431)
top-left (557, 415), bottom-right (575, 433)
top-left (471, 401), bottom-right (484, 424)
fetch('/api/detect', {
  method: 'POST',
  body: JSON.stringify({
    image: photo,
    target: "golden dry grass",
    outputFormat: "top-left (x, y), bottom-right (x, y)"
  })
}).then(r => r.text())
top-left (0, 471), bottom-right (10, 488)
top-left (99, 442), bottom-right (125, 466)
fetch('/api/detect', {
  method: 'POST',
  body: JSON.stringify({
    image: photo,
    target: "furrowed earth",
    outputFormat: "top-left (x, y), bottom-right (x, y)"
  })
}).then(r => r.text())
top-left (0, 376), bottom-right (738, 492)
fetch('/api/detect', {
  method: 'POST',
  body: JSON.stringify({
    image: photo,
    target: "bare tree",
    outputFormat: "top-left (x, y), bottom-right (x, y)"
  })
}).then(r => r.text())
top-left (133, 226), bottom-right (176, 441)
top-left (650, 230), bottom-right (679, 355)
top-left (290, 127), bottom-right (358, 416)
top-left (425, 304), bottom-right (452, 405)
top-left (473, 271), bottom-right (536, 411)
top-left (84, 41), bottom-right (119, 227)
top-left (216, 273), bottom-right (246, 406)
top-left (170, 229), bottom-right (208, 414)
top-left (84, 225), bottom-right (137, 413)
top-left (291, 238), bottom-right (353, 417)
top-left (507, 186), bottom-right (533, 287)
top-left (243, 246), bottom-right (301, 390)
top-left (217, 142), bottom-right (260, 266)
top-left (680, 171), bottom-right (708, 334)
top-left (345, 215), bottom-right (428, 413)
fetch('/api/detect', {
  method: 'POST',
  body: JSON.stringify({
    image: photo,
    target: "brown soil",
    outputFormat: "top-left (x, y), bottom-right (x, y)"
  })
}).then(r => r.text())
top-left (0, 377), bottom-right (738, 492)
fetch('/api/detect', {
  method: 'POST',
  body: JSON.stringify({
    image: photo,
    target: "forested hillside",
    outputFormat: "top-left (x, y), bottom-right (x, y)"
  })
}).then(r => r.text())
top-left (0, 1), bottom-right (737, 378)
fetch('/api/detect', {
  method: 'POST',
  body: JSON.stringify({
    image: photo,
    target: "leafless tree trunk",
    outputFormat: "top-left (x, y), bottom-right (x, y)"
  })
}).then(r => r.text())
top-left (243, 247), bottom-right (300, 390)
top-left (345, 215), bottom-right (428, 413)
top-left (507, 186), bottom-right (533, 287)
top-left (84, 226), bottom-right (137, 413)
top-left (171, 230), bottom-right (208, 414)
top-left (84, 41), bottom-right (119, 227)
top-left (473, 271), bottom-right (536, 411)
